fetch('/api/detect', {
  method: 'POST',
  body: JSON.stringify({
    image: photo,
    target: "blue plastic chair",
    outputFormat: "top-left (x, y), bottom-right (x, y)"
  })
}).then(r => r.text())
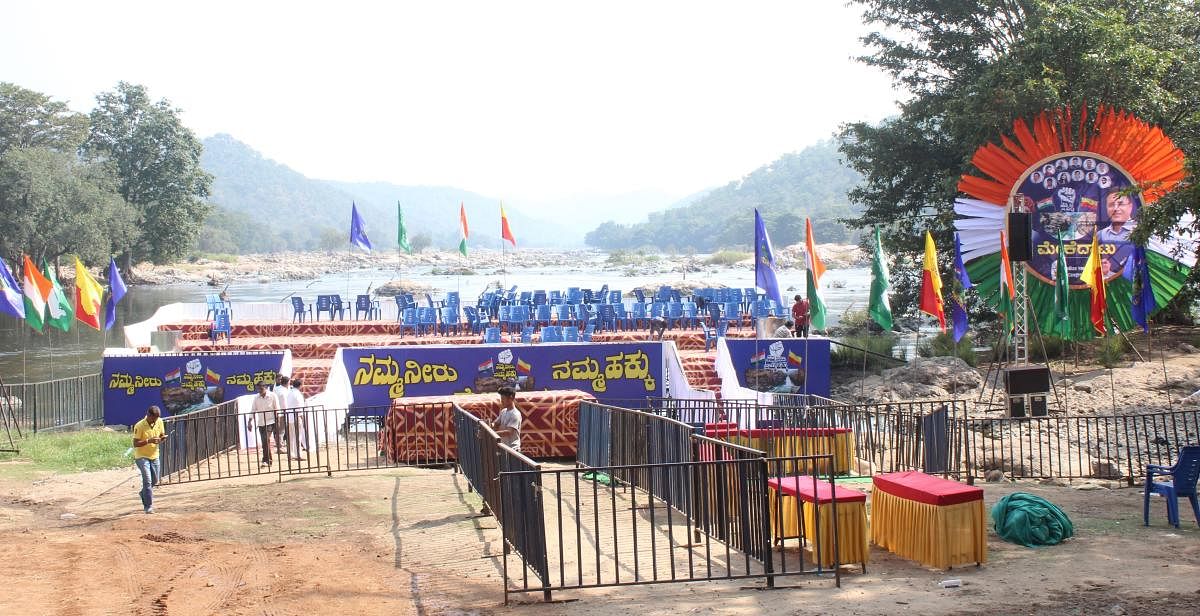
top-left (562, 326), bottom-right (580, 342)
top-left (209, 309), bottom-right (232, 343)
top-left (315, 295), bottom-right (333, 321)
top-left (290, 296), bottom-right (312, 323)
top-left (533, 290), bottom-right (548, 306)
top-left (548, 290), bottom-right (563, 305)
top-left (581, 323), bottom-right (594, 342)
top-left (520, 326), bottom-right (534, 344)
top-left (394, 296), bottom-right (407, 321)
top-left (355, 294), bottom-right (381, 320)
top-left (633, 288), bottom-right (646, 304)
top-left (399, 307), bottom-right (419, 336)
top-left (534, 304), bottom-right (552, 327)
top-left (1144, 445), bottom-right (1200, 528)
top-left (701, 320), bottom-right (728, 352)
top-left (630, 302), bottom-right (648, 330)
top-left (554, 304), bottom-right (573, 325)
top-left (483, 327), bottom-right (502, 344)
top-left (541, 326), bottom-right (562, 343)
top-left (598, 304), bottom-right (617, 332)
top-left (439, 307), bottom-right (461, 336)
top-left (445, 291), bottom-right (460, 309)
top-left (665, 302), bottom-right (685, 329)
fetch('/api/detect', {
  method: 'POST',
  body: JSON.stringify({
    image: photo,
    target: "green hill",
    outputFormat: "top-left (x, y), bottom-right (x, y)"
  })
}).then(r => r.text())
top-left (196, 134), bottom-right (575, 254)
top-left (584, 140), bottom-right (862, 251)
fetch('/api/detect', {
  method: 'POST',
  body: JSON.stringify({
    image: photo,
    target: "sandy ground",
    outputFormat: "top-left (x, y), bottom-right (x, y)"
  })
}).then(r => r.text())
top-left (1, 463), bottom-right (1198, 616)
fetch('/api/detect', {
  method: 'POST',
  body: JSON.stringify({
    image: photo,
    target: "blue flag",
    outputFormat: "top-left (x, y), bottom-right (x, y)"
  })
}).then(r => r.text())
top-left (953, 232), bottom-right (972, 290)
top-left (104, 258), bottom-right (127, 331)
top-left (349, 202), bottom-right (374, 252)
top-left (1129, 246), bottom-right (1156, 332)
top-left (753, 209), bottom-right (783, 306)
top-left (0, 257), bottom-right (25, 319)
top-left (949, 292), bottom-right (969, 343)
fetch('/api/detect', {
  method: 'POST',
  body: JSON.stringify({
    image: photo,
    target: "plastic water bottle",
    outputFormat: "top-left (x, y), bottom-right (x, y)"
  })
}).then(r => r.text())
top-left (939, 579), bottom-right (962, 588)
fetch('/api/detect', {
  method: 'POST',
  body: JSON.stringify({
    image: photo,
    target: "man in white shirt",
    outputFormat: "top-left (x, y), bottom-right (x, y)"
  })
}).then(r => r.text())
top-left (490, 386), bottom-right (522, 451)
top-left (273, 375), bottom-right (291, 453)
top-left (286, 378), bottom-right (307, 459)
top-left (250, 382), bottom-right (278, 467)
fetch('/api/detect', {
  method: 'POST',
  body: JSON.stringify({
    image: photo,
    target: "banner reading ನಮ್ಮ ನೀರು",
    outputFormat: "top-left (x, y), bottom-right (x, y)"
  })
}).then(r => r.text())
top-left (340, 342), bottom-right (663, 409)
top-left (1015, 153), bottom-right (1139, 288)
top-left (724, 338), bottom-right (831, 397)
top-left (103, 352), bottom-right (286, 425)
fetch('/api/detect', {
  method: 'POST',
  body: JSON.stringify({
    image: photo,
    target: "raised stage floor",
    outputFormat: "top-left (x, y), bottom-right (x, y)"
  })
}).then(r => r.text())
top-left (158, 319), bottom-right (739, 397)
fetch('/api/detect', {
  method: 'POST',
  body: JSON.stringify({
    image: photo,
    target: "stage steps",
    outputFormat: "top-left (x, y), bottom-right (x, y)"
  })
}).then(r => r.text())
top-left (677, 350), bottom-right (721, 392)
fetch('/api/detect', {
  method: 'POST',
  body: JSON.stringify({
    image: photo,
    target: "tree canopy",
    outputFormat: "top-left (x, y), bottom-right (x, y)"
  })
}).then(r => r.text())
top-left (840, 0), bottom-right (1200, 317)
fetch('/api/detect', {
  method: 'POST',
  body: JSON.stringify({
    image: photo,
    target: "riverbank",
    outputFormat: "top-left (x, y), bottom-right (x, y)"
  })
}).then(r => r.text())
top-left (125, 243), bottom-right (868, 286)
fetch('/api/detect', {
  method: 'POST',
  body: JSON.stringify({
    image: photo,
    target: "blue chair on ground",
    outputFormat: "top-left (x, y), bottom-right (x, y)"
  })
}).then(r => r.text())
top-left (613, 303), bottom-right (630, 331)
top-left (533, 290), bottom-right (548, 306)
top-left (483, 327), bottom-right (502, 344)
top-left (290, 296), bottom-right (312, 323)
top-left (399, 307), bottom-right (419, 336)
top-left (330, 294), bottom-right (350, 320)
top-left (394, 296), bottom-right (407, 322)
top-left (608, 290), bottom-right (622, 305)
top-left (562, 326), bottom-right (580, 342)
top-left (701, 320), bottom-right (728, 352)
top-left (1144, 445), bottom-right (1200, 528)
top-left (315, 295), bottom-right (334, 321)
top-left (723, 301), bottom-right (742, 330)
top-left (706, 303), bottom-right (723, 327)
top-left (445, 291), bottom-right (460, 309)
top-left (209, 309), bottom-right (232, 344)
top-left (519, 291), bottom-right (533, 306)
top-left (462, 306), bottom-right (485, 334)
top-left (205, 294), bottom-right (232, 320)
top-left (355, 294), bottom-right (381, 320)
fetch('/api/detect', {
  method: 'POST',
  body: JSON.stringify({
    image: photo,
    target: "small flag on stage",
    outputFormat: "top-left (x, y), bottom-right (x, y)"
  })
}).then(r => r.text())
top-left (478, 357), bottom-right (494, 372)
top-left (165, 367), bottom-right (182, 383)
top-left (1051, 237), bottom-right (1072, 339)
top-left (516, 358), bottom-right (532, 374)
top-left (206, 368), bottom-right (221, 385)
top-left (750, 349), bottom-right (767, 365)
top-left (787, 350), bottom-right (803, 368)
top-left (350, 202), bottom-right (374, 252)
top-left (998, 231), bottom-right (1015, 333)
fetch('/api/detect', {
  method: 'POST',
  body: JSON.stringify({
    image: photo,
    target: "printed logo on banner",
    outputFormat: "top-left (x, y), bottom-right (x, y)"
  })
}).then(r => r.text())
top-left (724, 339), bottom-right (831, 397)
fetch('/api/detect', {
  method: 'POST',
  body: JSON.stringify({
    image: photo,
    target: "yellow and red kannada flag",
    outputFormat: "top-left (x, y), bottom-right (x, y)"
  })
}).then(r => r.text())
top-left (73, 257), bottom-right (104, 330)
top-left (918, 231), bottom-right (945, 330)
top-left (500, 202), bottom-right (517, 248)
top-left (1079, 232), bottom-right (1107, 336)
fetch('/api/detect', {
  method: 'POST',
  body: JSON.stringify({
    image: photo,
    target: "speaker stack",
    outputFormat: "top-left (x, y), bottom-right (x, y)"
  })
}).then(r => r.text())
top-left (1004, 365), bottom-right (1051, 417)
top-left (1008, 212), bottom-right (1033, 262)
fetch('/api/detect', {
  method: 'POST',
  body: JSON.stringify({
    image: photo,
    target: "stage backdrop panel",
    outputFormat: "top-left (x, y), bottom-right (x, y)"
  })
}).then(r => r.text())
top-left (339, 342), bottom-right (663, 410)
top-left (723, 338), bottom-right (831, 398)
top-left (104, 351), bottom-right (287, 425)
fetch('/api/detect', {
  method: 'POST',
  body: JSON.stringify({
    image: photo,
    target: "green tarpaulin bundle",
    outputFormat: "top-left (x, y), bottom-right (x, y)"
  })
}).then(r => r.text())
top-left (581, 471), bottom-right (615, 486)
top-left (991, 492), bottom-right (1074, 547)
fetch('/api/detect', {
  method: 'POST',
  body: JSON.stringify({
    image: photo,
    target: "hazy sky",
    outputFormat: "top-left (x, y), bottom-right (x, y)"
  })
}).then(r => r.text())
top-left (2, 1), bottom-right (901, 203)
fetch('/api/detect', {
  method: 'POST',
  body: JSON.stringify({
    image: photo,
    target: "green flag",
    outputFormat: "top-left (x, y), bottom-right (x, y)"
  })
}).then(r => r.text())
top-left (1051, 236), bottom-right (1071, 339)
top-left (397, 202), bottom-right (412, 254)
top-left (42, 260), bottom-right (73, 332)
top-left (868, 227), bottom-right (893, 330)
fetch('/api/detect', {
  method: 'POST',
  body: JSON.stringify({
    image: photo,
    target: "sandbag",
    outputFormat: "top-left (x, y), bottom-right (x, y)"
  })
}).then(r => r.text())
top-left (991, 492), bottom-right (1074, 547)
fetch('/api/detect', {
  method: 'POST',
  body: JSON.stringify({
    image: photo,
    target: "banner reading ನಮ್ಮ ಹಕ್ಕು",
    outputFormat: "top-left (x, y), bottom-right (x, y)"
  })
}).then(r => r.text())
top-left (724, 338), bottom-right (831, 397)
top-left (103, 352), bottom-right (286, 425)
top-left (1014, 153), bottom-right (1139, 288)
top-left (340, 342), bottom-right (663, 410)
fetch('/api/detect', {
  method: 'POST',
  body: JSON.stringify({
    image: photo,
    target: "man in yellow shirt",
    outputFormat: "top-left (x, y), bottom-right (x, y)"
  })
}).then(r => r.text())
top-left (132, 405), bottom-right (168, 514)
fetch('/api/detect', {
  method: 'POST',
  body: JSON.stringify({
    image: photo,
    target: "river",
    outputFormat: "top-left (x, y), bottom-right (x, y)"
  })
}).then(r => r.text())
top-left (0, 263), bottom-right (876, 383)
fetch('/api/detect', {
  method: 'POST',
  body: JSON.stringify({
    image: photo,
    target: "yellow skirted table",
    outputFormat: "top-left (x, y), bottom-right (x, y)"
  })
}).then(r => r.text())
top-left (733, 427), bottom-right (856, 475)
top-left (767, 476), bottom-right (869, 571)
top-left (870, 471), bottom-right (987, 569)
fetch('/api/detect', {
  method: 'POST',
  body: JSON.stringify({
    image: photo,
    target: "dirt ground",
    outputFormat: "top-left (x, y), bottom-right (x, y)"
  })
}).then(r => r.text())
top-left (0, 463), bottom-right (1198, 616)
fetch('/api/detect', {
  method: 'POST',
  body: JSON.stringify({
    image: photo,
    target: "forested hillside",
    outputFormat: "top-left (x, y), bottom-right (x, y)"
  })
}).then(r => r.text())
top-left (585, 140), bottom-right (861, 251)
top-left (198, 134), bottom-right (576, 254)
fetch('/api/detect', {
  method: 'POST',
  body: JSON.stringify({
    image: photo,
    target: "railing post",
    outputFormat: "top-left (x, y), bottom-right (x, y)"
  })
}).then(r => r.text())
top-left (758, 456), bottom-right (774, 588)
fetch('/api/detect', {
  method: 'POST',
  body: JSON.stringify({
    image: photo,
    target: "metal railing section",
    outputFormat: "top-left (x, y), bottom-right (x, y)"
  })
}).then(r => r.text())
top-left (2, 374), bottom-right (103, 432)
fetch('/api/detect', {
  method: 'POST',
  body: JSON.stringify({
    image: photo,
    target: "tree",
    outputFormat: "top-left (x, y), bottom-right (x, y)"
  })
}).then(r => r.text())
top-left (84, 82), bottom-right (213, 266)
top-left (0, 82), bottom-right (88, 157)
top-left (840, 0), bottom-right (1200, 316)
top-left (410, 232), bottom-right (432, 253)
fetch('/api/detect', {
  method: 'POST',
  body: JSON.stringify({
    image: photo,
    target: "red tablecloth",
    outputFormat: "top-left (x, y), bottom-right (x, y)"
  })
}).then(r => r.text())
top-left (767, 476), bottom-right (866, 504)
top-left (873, 471), bottom-right (983, 506)
top-left (378, 389), bottom-right (595, 462)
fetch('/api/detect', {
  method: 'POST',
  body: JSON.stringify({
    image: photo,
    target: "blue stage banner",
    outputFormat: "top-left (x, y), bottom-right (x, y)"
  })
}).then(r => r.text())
top-left (724, 338), bottom-right (831, 397)
top-left (103, 352), bottom-right (286, 425)
top-left (341, 342), bottom-right (663, 409)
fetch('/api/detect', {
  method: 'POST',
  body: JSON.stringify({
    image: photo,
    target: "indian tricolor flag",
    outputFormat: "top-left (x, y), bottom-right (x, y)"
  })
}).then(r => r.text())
top-left (750, 349), bottom-right (767, 365)
top-left (458, 203), bottom-right (470, 256)
top-left (21, 255), bottom-right (52, 332)
top-left (998, 231), bottom-right (1016, 332)
top-left (804, 218), bottom-right (828, 330)
top-left (478, 357), bottom-right (494, 372)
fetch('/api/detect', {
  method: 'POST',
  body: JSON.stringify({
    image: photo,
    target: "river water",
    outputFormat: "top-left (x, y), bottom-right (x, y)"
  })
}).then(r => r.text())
top-left (0, 261), bottom-right (875, 383)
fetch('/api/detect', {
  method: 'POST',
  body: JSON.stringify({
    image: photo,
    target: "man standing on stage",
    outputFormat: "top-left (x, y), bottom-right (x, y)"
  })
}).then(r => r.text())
top-left (791, 294), bottom-right (810, 338)
top-left (132, 405), bottom-right (167, 514)
top-left (490, 386), bottom-right (522, 452)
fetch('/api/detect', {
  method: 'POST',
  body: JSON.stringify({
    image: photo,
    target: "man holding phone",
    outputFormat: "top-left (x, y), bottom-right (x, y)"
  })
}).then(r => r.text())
top-left (132, 405), bottom-right (168, 514)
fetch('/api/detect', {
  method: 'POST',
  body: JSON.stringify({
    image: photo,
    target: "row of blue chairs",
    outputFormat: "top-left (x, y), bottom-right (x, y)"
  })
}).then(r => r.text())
top-left (481, 324), bottom-right (594, 344)
top-left (291, 294), bottom-right (381, 322)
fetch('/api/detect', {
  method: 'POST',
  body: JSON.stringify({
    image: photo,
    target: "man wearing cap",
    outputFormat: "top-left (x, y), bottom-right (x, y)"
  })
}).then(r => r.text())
top-left (132, 405), bottom-right (168, 514)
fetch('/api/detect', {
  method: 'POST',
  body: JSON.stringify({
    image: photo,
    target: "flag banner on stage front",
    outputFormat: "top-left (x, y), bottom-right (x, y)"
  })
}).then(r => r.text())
top-left (22, 254), bottom-right (52, 332)
top-left (919, 231), bottom-right (945, 330)
top-left (43, 260), bottom-right (73, 332)
top-left (350, 202), bottom-right (373, 252)
top-left (804, 218), bottom-right (827, 329)
top-left (723, 339), bottom-right (831, 397)
top-left (0, 257), bottom-right (24, 320)
top-left (397, 202), bottom-right (412, 254)
top-left (339, 342), bottom-right (663, 410)
top-left (753, 209), bottom-right (782, 306)
top-left (104, 258), bottom-right (127, 331)
top-left (458, 203), bottom-right (469, 256)
top-left (74, 257), bottom-right (103, 330)
top-left (868, 226), bottom-right (893, 331)
top-left (500, 202), bottom-right (516, 248)
top-left (103, 351), bottom-right (286, 425)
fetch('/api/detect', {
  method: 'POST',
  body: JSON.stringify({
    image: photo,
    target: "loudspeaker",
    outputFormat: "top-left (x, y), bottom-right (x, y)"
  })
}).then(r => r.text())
top-left (1005, 365), bottom-right (1051, 395)
top-left (1008, 212), bottom-right (1033, 262)
top-left (1008, 395), bottom-right (1026, 418)
top-left (1030, 394), bottom-right (1048, 417)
